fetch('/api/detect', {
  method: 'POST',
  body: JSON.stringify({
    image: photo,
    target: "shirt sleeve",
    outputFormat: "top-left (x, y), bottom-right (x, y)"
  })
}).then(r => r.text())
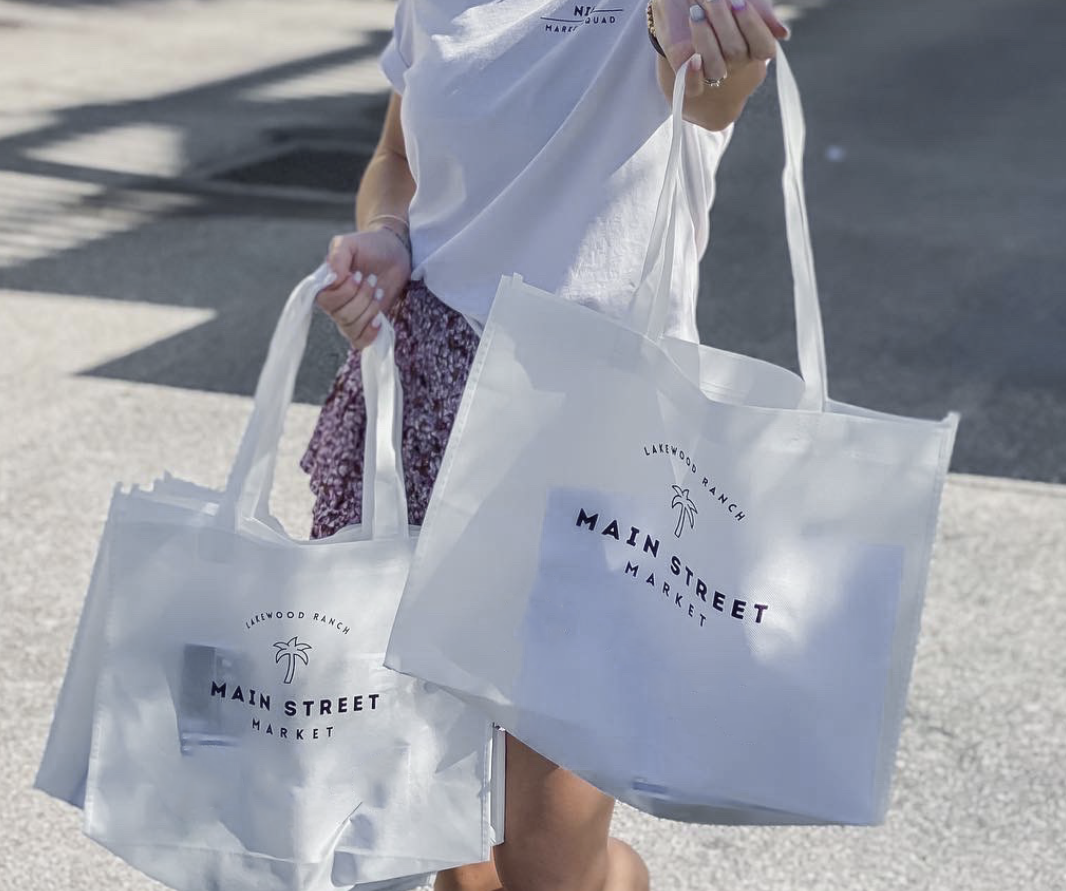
top-left (379, 0), bottom-right (415, 94)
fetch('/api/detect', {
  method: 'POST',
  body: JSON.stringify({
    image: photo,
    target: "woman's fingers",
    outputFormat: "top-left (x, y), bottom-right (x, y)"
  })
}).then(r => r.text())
top-left (730, 0), bottom-right (779, 61)
top-left (324, 234), bottom-right (358, 287)
top-left (314, 271), bottom-right (361, 315)
top-left (680, 53), bottom-right (704, 98)
top-left (346, 276), bottom-right (388, 350)
top-left (748, 0), bottom-right (789, 40)
top-left (687, 0), bottom-right (781, 85)
top-left (330, 270), bottom-right (387, 349)
top-left (687, 3), bottom-right (727, 85)
top-left (351, 313), bottom-right (384, 350)
top-left (700, 0), bottom-right (749, 70)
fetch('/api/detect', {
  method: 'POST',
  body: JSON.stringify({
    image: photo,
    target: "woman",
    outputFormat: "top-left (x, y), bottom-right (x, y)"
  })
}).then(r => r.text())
top-left (302, 2), bottom-right (789, 889)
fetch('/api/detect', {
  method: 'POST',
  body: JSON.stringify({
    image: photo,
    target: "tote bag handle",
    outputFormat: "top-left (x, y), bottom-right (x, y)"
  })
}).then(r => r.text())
top-left (218, 263), bottom-right (409, 540)
top-left (631, 47), bottom-right (829, 412)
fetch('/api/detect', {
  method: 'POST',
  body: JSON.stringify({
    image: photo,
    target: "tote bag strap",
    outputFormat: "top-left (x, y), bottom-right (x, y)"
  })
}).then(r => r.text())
top-left (631, 46), bottom-right (829, 411)
top-left (218, 264), bottom-right (409, 540)
top-left (358, 308), bottom-right (408, 538)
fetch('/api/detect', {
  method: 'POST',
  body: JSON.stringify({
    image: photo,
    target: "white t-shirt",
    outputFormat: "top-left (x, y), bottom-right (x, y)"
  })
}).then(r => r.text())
top-left (379, 0), bottom-right (733, 342)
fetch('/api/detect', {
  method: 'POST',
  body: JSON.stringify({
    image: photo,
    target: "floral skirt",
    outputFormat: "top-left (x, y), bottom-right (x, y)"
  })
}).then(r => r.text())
top-left (299, 278), bottom-right (481, 540)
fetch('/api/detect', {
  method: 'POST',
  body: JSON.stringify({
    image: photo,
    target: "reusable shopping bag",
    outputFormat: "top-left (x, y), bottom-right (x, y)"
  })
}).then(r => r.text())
top-left (384, 49), bottom-right (959, 826)
top-left (34, 265), bottom-right (504, 891)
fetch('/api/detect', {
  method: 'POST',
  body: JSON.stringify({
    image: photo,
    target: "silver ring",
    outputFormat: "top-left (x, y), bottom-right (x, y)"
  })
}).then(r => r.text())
top-left (703, 75), bottom-right (726, 88)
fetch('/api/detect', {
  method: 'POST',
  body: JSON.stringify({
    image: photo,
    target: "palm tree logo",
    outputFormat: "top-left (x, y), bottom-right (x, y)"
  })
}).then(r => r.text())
top-left (671, 485), bottom-right (698, 539)
top-left (273, 636), bottom-right (312, 685)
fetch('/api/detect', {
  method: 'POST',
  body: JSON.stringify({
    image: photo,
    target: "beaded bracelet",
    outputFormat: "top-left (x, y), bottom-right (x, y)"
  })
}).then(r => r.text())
top-left (646, 0), bottom-right (666, 57)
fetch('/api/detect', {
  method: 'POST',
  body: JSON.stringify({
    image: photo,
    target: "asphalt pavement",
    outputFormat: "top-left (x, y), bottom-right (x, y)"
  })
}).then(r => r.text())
top-left (1, 1), bottom-right (1063, 890)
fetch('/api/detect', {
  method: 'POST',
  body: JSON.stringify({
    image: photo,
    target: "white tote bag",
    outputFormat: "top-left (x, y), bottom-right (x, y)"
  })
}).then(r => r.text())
top-left (34, 470), bottom-right (238, 811)
top-left (384, 49), bottom-right (958, 827)
top-left (35, 265), bottom-right (504, 891)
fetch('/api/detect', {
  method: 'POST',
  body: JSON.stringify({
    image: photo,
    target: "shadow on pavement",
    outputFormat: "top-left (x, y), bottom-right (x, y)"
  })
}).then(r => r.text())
top-left (0, 26), bottom-right (391, 404)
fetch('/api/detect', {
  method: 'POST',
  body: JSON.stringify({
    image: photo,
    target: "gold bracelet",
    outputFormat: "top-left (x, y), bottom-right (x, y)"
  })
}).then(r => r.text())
top-left (365, 212), bottom-right (412, 254)
top-left (366, 212), bottom-right (410, 231)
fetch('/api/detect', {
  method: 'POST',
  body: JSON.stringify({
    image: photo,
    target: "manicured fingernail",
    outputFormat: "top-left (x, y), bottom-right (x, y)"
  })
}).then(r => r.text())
top-left (322, 270), bottom-right (337, 287)
top-left (689, 3), bottom-right (705, 21)
top-left (730, 0), bottom-right (746, 9)
top-left (374, 287), bottom-right (384, 302)
top-left (689, 53), bottom-right (703, 72)
top-left (352, 270), bottom-right (363, 285)
top-left (371, 315), bottom-right (382, 329)
top-left (366, 273), bottom-right (378, 288)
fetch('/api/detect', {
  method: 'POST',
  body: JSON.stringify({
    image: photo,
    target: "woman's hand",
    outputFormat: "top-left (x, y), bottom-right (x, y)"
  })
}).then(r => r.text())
top-left (316, 226), bottom-right (412, 350)
top-left (651, 0), bottom-right (788, 129)
top-left (654, 0), bottom-right (788, 94)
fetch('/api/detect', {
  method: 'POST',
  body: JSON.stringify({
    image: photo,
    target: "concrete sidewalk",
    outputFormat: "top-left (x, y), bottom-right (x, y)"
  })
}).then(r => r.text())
top-left (1, 1), bottom-right (1063, 889)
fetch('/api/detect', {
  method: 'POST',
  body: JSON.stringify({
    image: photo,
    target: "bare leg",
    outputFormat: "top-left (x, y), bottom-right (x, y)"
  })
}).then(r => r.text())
top-left (434, 839), bottom-right (647, 891)
top-left (434, 859), bottom-right (503, 891)
top-left (491, 733), bottom-right (650, 891)
top-left (436, 733), bottom-right (649, 891)
top-left (603, 839), bottom-right (650, 891)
